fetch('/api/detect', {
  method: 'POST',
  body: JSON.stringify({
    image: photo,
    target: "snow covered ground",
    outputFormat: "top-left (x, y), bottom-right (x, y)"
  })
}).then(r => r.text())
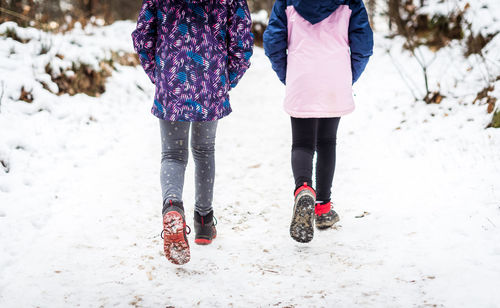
top-left (1, 19), bottom-right (500, 307)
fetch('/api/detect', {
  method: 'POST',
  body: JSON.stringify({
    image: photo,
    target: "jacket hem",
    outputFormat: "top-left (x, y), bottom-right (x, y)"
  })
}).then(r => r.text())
top-left (285, 107), bottom-right (355, 118)
top-left (151, 105), bottom-right (232, 122)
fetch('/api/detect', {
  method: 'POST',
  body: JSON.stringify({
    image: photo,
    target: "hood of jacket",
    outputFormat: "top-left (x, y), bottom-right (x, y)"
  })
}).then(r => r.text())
top-left (291, 0), bottom-right (347, 25)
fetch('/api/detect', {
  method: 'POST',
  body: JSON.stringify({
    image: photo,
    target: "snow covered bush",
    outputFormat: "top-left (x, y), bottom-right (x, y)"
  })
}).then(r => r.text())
top-left (388, 0), bottom-right (465, 51)
top-left (385, 0), bottom-right (499, 127)
top-left (45, 61), bottom-right (113, 97)
top-left (0, 21), bottom-right (139, 101)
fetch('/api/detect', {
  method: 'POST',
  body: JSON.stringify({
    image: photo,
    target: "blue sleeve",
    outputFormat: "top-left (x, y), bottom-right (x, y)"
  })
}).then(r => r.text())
top-left (263, 0), bottom-right (288, 85)
top-left (227, 0), bottom-right (254, 89)
top-left (348, 0), bottom-right (373, 84)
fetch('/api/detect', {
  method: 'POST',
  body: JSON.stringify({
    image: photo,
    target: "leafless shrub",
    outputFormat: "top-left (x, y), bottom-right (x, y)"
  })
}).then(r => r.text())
top-left (386, 0), bottom-right (468, 103)
top-left (0, 81), bottom-right (4, 113)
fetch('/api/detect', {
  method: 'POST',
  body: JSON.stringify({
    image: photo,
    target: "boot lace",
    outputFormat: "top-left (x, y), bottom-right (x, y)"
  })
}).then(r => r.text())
top-left (160, 224), bottom-right (191, 239)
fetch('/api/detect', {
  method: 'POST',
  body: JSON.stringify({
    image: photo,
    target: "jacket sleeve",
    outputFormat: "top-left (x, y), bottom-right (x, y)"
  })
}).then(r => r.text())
top-left (348, 0), bottom-right (373, 84)
top-left (131, 0), bottom-right (158, 84)
top-left (263, 0), bottom-right (287, 84)
top-left (227, 0), bottom-right (254, 89)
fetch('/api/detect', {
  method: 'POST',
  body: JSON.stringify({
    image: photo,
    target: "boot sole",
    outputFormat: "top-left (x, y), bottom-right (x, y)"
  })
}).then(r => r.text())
top-left (163, 211), bottom-right (190, 265)
top-left (290, 193), bottom-right (315, 243)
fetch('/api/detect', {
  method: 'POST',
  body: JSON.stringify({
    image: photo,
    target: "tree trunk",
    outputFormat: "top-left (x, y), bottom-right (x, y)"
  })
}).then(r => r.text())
top-left (41, 0), bottom-right (63, 20)
top-left (367, 0), bottom-right (376, 30)
top-left (76, 0), bottom-right (99, 17)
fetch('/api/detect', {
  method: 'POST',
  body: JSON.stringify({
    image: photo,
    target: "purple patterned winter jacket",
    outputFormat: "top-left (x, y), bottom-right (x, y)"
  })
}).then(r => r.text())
top-left (132, 0), bottom-right (254, 122)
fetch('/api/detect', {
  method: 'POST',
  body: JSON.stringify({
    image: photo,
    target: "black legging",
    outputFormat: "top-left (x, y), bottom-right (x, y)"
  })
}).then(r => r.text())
top-left (291, 117), bottom-right (340, 203)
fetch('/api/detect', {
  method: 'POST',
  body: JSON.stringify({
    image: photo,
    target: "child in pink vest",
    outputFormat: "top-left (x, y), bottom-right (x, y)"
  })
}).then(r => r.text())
top-left (263, 0), bottom-right (373, 242)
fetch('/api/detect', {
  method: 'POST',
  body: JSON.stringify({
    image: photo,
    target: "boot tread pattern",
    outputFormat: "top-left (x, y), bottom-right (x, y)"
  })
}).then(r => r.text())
top-left (290, 192), bottom-right (315, 243)
top-left (163, 211), bottom-right (190, 265)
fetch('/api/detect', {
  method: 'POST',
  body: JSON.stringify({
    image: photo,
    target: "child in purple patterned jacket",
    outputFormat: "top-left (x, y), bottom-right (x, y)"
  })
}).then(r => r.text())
top-left (132, 0), bottom-right (253, 265)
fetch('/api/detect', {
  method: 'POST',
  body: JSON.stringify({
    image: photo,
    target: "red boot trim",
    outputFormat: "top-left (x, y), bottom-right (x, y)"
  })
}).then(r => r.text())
top-left (195, 238), bottom-right (213, 245)
top-left (315, 202), bottom-right (331, 215)
top-left (294, 182), bottom-right (316, 198)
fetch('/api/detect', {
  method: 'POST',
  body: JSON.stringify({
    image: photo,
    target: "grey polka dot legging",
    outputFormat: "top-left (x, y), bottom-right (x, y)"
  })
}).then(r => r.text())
top-left (159, 119), bottom-right (218, 216)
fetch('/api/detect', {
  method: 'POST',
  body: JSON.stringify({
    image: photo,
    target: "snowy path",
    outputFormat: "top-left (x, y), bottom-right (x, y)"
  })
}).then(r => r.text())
top-left (1, 45), bottom-right (500, 307)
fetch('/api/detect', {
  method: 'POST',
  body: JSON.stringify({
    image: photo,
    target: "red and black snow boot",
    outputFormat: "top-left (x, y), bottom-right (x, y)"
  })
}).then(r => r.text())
top-left (315, 201), bottom-right (340, 229)
top-left (290, 183), bottom-right (316, 243)
top-left (194, 210), bottom-right (217, 245)
top-left (162, 200), bottom-right (191, 265)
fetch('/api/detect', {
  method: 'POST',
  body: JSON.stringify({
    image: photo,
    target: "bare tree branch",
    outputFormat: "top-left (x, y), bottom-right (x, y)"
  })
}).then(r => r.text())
top-left (0, 81), bottom-right (4, 113)
top-left (386, 48), bottom-right (421, 101)
top-left (0, 6), bottom-right (31, 21)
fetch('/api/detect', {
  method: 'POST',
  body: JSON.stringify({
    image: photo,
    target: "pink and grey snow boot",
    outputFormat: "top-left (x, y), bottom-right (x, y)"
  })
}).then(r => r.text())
top-left (290, 183), bottom-right (316, 243)
top-left (162, 200), bottom-right (191, 265)
top-left (315, 201), bottom-right (340, 229)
